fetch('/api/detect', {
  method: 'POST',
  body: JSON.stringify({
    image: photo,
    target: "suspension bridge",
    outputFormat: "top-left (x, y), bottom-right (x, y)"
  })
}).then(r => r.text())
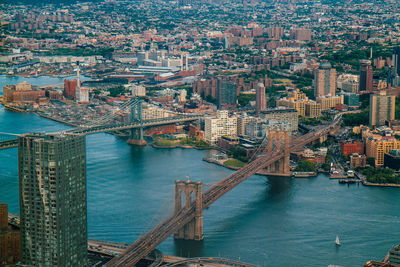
top-left (0, 98), bottom-right (202, 149)
top-left (104, 114), bottom-right (342, 267)
top-left (0, 97), bottom-right (342, 266)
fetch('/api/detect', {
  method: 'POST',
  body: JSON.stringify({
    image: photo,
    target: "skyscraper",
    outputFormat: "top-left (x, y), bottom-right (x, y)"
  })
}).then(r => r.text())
top-left (392, 47), bottom-right (400, 76)
top-left (369, 92), bottom-right (396, 126)
top-left (75, 63), bottom-right (89, 103)
top-left (314, 62), bottom-right (336, 98)
top-left (18, 133), bottom-right (88, 267)
top-left (256, 82), bottom-right (267, 115)
top-left (359, 60), bottom-right (373, 92)
top-left (217, 80), bottom-right (237, 108)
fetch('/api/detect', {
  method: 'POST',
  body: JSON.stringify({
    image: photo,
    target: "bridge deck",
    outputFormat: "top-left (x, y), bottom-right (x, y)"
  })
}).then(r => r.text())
top-left (104, 117), bottom-right (340, 267)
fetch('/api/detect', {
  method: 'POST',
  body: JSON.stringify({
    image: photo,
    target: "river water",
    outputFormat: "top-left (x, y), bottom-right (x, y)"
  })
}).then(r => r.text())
top-left (0, 75), bottom-right (399, 267)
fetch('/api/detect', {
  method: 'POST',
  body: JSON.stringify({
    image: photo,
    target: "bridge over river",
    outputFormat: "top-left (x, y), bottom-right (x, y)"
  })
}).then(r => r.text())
top-left (104, 114), bottom-right (342, 267)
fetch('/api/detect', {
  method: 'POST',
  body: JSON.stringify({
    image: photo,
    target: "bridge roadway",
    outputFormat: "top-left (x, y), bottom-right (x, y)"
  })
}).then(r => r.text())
top-left (0, 114), bottom-right (202, 149)
top-left (68, 115), bottom-right (203, 135)
top-left (163, 257), bottom-right (258, 267)
top-left (104, 116), bottom-right (341, 267)
top-left (0, 139), bottom-right (19, 150)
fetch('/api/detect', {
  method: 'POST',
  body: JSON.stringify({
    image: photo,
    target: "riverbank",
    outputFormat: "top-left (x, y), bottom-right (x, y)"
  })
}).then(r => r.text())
top-left (151, 142), bottom-right (210, 150)
top-left (5, 73), bottom-right (75, 78)
top-left (151, 137), bottom-right (211, 150)
top-left (356, 172), bottom-right (400, 188)
top-left (0, 97), bottom-right (30, 113)
top-left (35, 112), bottom-right (78, 127)
top-left (292, 171), bottom-right (317, 178)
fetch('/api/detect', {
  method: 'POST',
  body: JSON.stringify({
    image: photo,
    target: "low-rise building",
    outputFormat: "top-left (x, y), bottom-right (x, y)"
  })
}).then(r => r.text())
top-left (340, 140), bottom-right (364, 156)
top-left (3, 81), bottom-right (45, 104)
top-left (0, 202), bottom-right (21, 265)
top-left (217, 136), bottom-right (240, 151)
top-left (384, 150), bottom-right (400, 170)
top-left (316, 95), bottom-right (344, 110)
top-left (350, 153), bottom-right (367, 169)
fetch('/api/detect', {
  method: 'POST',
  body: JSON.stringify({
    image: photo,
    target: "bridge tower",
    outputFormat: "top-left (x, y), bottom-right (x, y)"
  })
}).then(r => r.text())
top-left (127, 99), bottom-right (147, 146)
top-left (266, 130), bottom-right (290, 176)
top-left (174, 180), bottom-right (203, 241)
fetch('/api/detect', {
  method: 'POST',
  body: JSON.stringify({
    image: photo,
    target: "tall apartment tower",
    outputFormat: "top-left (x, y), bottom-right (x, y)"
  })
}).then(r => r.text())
top-left (217, 80), bottom-right (237, 108)
top-left (369, 92), bottom-right (396, 126)
top-left (256, 83), bottom-right (267, 115)
top-left (359, 60), bottom-right (373, 92)
top-left (266, 27), bottom-right (283, 40)
top-left (393, 47), bottom-right (400, 76)
top-left (314, 62), bottom-right (336, 98)
top-left (18, 133), bottom-right (88, 267)
top-left (291, 28), bottom-right (312, 42)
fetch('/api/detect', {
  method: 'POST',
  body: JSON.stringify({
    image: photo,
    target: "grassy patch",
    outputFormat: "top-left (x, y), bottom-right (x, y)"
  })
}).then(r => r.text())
top-left (223, 159), bottom-right (247, 168)
top-left (154, 139), bottom-right (179, 147)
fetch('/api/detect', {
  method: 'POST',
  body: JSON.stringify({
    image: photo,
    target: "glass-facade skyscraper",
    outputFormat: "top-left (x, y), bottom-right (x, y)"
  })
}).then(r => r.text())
top-left (18, 133), bottom-right (88, 267)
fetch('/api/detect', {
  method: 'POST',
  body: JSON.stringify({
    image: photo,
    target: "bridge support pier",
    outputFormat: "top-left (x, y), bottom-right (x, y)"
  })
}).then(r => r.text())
top-left (319, 134), bottom-right (328, 144)
top-left (266, 130), bottom-right (291, 176)
top-left (127, 128), bottom-right (147, 146)
top-left (174, 180), bottom-right (203, 241)
top-left (127, 99), bottom-right (147, 146)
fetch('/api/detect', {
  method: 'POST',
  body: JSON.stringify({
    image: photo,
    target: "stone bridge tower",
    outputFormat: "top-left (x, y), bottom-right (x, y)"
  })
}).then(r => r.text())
top-left (266, 130), bottom-right (290, 176)
top-left (174, 180), bottom-right (203, 241)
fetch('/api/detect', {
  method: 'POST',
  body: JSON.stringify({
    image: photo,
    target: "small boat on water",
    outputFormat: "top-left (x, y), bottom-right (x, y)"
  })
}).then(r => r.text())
top-left (335, 235), bottom-right (341, 246)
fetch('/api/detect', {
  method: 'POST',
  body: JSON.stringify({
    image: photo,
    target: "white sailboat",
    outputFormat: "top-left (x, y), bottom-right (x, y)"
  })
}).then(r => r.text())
top-left (335, 235), bottom-right (341, 246)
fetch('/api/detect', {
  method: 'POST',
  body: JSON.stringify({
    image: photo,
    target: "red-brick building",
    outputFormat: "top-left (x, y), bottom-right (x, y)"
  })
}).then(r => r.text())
top-left (64, 79), bottom-right (80, 99)
top-left (340, 140), bottom-right (364, 156)
top-left (188, 124), bottom-right (203, 139)
top-left (350, 154), bottom-right (367, 169)
top-left (0, 202), bottom-right (21, 265)
top-left (217, 136), bottom-right (240, 152)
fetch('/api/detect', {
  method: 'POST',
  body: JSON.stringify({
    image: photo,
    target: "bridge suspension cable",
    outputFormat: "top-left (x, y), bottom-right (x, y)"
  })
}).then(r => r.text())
top-left (76, 98), bottom-right (142, 128)
top-left (104, 118), bottom-right (342, 267)
top-left (0, 132), bottom-right (21, 136)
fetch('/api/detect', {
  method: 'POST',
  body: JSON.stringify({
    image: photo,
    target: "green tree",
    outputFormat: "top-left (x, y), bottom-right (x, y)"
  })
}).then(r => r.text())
top-left (320, 163), bottom-right (330, 172)
top-left (237, 94), bottom-right (256, 107)
top-left (108, 86), bottom-right (126, 97)
top-left (342, 110), bottom-right (369, 126)
top-left (229, 146), bottom-right (248, 163)
top-left (366, 157), bottom-right (375, 167)
top-left (295, 160), bottom-right (316, 172)
top-left (205, 95), bottom-right (217, 104)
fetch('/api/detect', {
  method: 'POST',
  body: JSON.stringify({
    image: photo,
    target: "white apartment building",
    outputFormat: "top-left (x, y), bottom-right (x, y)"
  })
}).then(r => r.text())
top-left (142, 103), bottom-right (171, 120)
top-left (129, 84), bottom-right (146, 97)
top-left (205, 110), bottom-right (237, 144)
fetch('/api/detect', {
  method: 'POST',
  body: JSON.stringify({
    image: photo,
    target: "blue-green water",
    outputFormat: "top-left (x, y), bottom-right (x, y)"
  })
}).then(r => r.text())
top-left (1, 75), bottom-right (400, 266)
